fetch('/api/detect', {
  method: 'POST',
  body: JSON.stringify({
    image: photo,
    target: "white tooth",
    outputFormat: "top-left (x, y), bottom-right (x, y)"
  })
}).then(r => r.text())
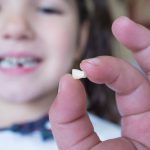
top-left (3, 57), bottom-right (18, 65)
top-left (72, 69), bottom-right (86, 79)
top-left (0, 57), bottom-right (38, 69)
top-left (19, 58), bottom-right (31, 63)
top-left (26, 57), bottom-right (34, 61)
top-left (23, 62), bottom-right (37, 68)
top-left (12, 57), bottom-right (18, 65)
top-left (5, 57), bottom-right (12, 62)
top-left (0, 60), bottom-right (17, 68)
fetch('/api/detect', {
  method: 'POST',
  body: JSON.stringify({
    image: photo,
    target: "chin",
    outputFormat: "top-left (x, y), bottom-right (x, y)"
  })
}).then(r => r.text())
top-left (0, 94), bottom-right (34, 103)
top-left (0, 89), bottom-right (41, 103)
top-left (0, 80), bottom-right (57, 104)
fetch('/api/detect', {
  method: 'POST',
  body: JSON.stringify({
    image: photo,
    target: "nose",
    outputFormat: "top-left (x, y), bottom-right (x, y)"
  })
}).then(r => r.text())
top-left (1, 15), bottom-right (34, 41)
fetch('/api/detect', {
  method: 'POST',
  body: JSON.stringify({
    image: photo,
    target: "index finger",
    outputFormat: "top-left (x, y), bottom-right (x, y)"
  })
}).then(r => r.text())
top-left (80, 56), bottom-right (150, 117)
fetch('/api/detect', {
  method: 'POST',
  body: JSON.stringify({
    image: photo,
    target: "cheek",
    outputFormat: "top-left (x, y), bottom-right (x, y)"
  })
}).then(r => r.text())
top-left (40, 21), bottom-right (78, 67)
top-left (33, 17), bottom-right (79, 89)
top-left (44, 23), bottom-right (77, 50)
top-left (36, 16), bottom-right (79, 54)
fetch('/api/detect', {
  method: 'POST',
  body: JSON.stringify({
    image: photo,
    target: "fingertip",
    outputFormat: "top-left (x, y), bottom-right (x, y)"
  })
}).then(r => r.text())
top-left (58, 74), bottom-right (87, 108)
top-left (80, 59), bottom-right (93, 80)
top-left (50, 73), bottom-right (87, 124)
top-left (59, 74), bottom-right (73, 83)
top-left (58, 74), bottom-right (76, 92)
top-left (112, 16), bottom-right (135, 40)
top-left (58, 74), bottom-right (84, 93)
top-left (80, 57), bottom-right (106, 84)
top-left (80, 57), bottom-right (101, 72)
top-left (112, 16), bottom-right (131, 30)
top-left (112, 16), bottom-right (150, 51)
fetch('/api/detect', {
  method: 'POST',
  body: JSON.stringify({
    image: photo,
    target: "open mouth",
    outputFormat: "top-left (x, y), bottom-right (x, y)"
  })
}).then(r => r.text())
top-left (0, 57), bottom-right (42, 69)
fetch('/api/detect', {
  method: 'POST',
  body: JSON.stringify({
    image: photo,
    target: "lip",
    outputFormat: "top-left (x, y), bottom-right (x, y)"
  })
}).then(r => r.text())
top-left (0, 52), bottom-right (43, 59)
top-left (0, 52), bottom-right (43, 76)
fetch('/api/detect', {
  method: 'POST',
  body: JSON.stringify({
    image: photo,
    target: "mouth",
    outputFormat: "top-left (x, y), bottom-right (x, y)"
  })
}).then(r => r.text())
top-left (0, 57), bottom-right (42, 69)
top-left (0, 53), bottom-right (43, 75)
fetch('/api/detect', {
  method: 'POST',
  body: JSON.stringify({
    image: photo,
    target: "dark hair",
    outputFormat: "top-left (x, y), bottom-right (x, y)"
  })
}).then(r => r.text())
top-left (77, 0), bottom-right (120, 123)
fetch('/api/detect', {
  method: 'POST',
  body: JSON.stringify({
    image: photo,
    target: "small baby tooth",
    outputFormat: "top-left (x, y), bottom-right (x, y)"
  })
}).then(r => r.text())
top-left (72, 69), bottom-right (86, 79)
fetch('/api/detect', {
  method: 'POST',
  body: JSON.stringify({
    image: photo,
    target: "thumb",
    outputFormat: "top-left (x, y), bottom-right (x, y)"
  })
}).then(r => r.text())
top-left (49, 74), bottom-right (100, 150)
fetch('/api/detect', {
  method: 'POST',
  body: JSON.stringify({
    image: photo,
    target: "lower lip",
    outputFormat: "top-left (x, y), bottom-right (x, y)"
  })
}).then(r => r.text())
top-left (0, 64), bottom-right (41, 76)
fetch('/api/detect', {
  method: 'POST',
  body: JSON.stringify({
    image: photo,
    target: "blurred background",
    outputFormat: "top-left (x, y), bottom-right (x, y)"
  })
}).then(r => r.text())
top-left (108, 0), bottom-right (149, 68)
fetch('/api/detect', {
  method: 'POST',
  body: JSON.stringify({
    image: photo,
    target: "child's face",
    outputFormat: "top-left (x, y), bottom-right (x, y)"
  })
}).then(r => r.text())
top-left (0, 0), bottom-right (85, 102)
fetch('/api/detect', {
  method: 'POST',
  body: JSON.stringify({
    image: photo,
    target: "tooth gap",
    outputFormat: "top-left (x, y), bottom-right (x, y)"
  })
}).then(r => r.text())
top-left (18, 63), bottom-right (23, 67)
top-left (36, 58), bottom-right (42, 63)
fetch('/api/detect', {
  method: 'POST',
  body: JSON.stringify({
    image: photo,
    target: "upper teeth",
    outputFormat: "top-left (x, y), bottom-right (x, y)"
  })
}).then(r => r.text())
top-left (0, 57), bottom-right (39, 68)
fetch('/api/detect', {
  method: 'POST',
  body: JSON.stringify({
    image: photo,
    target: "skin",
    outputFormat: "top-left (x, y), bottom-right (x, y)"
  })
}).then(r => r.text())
top-left (0, 0), bottom-right (86, 127)
top-left (49, 17), bottom-right (150, 150)
top-left (0, 0), bottom-right (149, 149)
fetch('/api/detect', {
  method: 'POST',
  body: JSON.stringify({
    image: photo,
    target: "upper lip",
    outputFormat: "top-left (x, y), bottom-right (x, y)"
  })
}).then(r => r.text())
top-left (0, 52), bottom-right (43, 61)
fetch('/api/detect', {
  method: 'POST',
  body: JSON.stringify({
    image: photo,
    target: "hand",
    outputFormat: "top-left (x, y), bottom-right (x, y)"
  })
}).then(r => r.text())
top-left (49, 16), bottom-right (150, 150)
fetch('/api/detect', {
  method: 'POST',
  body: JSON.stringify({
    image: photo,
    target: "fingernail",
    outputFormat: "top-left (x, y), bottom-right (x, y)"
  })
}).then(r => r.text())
top-left (58, 74), bottom-right (72, 93)
top-left (82, 57), bottom-right (100, 65)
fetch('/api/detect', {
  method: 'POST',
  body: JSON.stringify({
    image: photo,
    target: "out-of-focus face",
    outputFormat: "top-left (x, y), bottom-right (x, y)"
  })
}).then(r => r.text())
top-left (0, 0), bottom-right (84, 103)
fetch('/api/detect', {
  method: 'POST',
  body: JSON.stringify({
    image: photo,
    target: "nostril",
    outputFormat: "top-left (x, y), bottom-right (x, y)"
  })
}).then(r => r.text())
top-left (3, 32), bottom-right (29, 40)
top-left (1, 19), bottom-right (34, 40)
top-left (3, 33), bottom-right (12, 39)
top-left (2, 29), bottom-right (33, 40)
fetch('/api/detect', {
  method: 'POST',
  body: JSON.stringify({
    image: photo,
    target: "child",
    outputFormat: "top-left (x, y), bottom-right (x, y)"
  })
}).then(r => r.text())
top-left (0, 0), bottom-right (149, 150)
